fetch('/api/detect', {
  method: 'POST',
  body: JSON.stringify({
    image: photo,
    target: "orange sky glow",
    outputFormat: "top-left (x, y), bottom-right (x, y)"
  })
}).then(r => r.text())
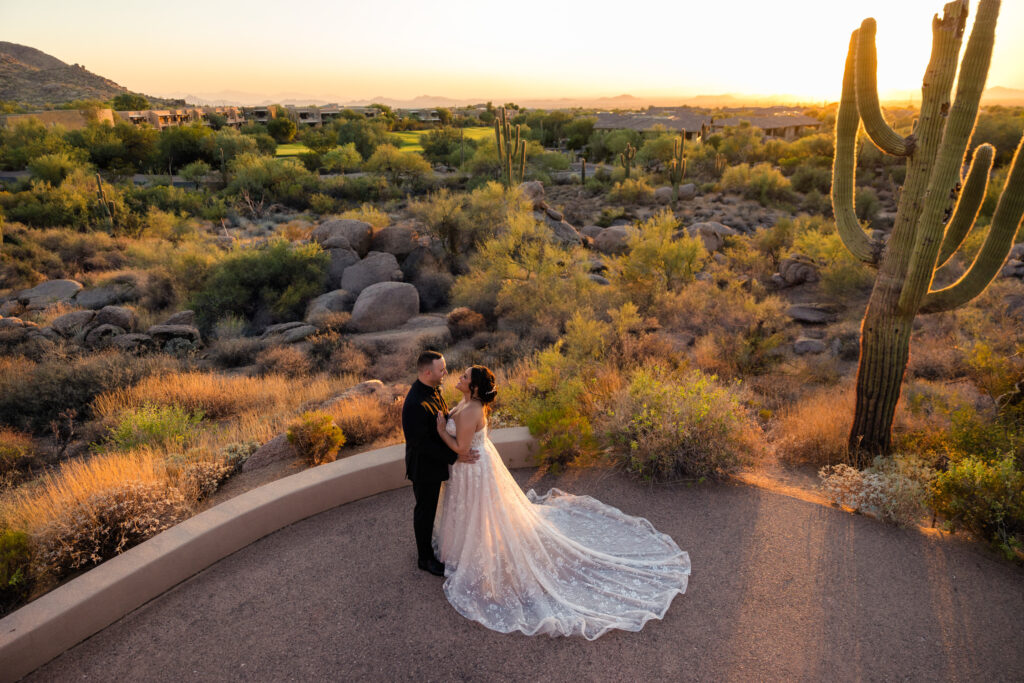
top-left (3, 0), bottom-right (1023, 105)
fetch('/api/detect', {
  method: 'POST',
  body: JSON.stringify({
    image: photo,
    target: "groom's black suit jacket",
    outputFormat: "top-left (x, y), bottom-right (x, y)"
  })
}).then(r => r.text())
top-left (402, 380), bottom-right (458, 482)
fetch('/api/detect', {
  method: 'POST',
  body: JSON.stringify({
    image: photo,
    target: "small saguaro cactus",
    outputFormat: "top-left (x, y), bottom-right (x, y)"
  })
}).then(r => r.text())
top-left (832, 0), bottom-right (1024, 460)
top-left (668, 132), bottom-right (687, 202)
top-left (620, 143), bottom-right (636, 179)
top-left (580, 157), bottom-right (587, 184)
top-left (494, 108), bottom-right (526, 189)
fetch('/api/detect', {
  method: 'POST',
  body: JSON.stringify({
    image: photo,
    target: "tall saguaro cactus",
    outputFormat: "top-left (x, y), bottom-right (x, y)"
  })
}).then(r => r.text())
top-left (494, 108), bottom-right (526, 189)
top-left (668, 132), bottom-right (687, 202)
top-left (833, 0), bottom-right (1024, 461)
top-left (620, 143), bottom-right (636, 179)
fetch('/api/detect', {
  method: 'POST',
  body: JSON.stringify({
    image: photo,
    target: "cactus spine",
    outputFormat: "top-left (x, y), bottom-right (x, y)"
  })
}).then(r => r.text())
top-left (668, 132), bottom-right (687, 202)
top-left (620, 143), bottom-right (636, 179)
top-left (833, 0), bottom-right (1024, 460)
top-left (494, 108), bottom-right (526, 188)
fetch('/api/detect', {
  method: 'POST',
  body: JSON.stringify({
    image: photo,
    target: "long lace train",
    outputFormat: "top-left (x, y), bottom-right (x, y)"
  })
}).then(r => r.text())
top-left (433, 424), bottom-right (690, 640)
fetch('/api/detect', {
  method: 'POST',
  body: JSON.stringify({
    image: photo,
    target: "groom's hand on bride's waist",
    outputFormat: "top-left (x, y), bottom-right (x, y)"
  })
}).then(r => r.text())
top-left (458, 448), bottom-right (481, 464)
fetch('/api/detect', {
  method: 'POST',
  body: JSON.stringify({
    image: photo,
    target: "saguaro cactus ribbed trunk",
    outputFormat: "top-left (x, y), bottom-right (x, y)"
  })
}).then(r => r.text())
top-left (494, 108), bottom-right (526, 189)
top-left (833, 0), bottom-right (1024, 462)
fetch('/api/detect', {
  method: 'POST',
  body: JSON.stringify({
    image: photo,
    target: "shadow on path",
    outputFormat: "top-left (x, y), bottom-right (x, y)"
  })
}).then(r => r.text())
top-left (27, 469), bottom-right (1024, 682)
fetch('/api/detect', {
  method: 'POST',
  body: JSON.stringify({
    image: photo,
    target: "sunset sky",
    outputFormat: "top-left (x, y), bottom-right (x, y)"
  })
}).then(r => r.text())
top-left (4, 0), bottom-right (1024, 104)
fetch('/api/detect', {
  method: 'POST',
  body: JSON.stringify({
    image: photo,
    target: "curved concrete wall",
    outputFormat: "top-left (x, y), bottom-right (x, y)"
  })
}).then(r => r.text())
top-left (0, 427), bottom-right (538, 681)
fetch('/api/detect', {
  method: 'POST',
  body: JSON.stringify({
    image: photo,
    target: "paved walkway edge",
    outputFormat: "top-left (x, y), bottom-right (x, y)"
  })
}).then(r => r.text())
top-left (0, 427), bottom-right (539, 681)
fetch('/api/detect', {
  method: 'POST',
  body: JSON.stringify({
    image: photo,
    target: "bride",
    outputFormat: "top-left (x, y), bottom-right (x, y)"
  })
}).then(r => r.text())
top-left (433, 365), bottom-right (691, 640)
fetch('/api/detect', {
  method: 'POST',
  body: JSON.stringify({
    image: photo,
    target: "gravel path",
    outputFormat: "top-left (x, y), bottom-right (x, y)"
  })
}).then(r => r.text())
top-left (26, 468), bottom-right (1024, 682)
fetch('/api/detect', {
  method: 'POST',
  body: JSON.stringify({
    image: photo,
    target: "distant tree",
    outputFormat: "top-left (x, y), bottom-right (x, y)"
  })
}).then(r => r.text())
top-left (28, 151), bottom-right (88, 185)
top-left (420, 127), bottom-right (476, 165)
top-left (267, 116), bottom-right (297, 143)
top-left (158, 123), bottom-right (215, 172)
top-left (336, 118), bottom-right (401, 159)
top-left (564, 117), bottom-right (596, 151)
top-left (205, 112), bottom-right (228, 130)
top-left (205, 127), bottom-right (258, 168)
top-left (0, 118), bottom-right (72, 170)
top-left (180, 160), bottom-right (212, 189)
top-left (299, 127), bottom-right (337, 155)
top-left (321, 142), bottom-right (362, 172)
top-left (112, 93), bottom-right (150, 111)
top-left (435, 108), bottom-right (453, 126)
top-left (364, 144), bottom-right (431, 185)
top-left (478, 110), bottom-right (495, 125)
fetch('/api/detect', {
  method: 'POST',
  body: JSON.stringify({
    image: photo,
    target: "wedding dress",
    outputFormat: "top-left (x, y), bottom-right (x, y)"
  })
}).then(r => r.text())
top-left (433, 419), bottom-right (690, 640)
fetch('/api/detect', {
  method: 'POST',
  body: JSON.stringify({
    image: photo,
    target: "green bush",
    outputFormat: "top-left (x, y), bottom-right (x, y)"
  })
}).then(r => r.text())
top-left (0, 427), bottom-right (35, 474)
top-left (855, 186), bottom-right (881, 222)
top-left (608, 177), bottom-right (655, 204)
top-left (0, 529), bottom-right (32, 610)
top-left (601, 365), bottom-right (759, 481)
top-left (0, 351), bottom-right (177, 433)
top-left (225, 153), bottom-right (318, 209)
top-left (791, 165), bottom-right (832, 194)
top-left (190, 239), bottom-right (328, 334)
top-left (28, 152), bottom-right (88, 185)
top-left (609, 209), bottom-right (706, 313)
top-left (929, 454), bottom-right (1024, 559)
top-left (287, 411), bottom-right (345, 466)
top-left (103, 403), bottom-right (203, 452)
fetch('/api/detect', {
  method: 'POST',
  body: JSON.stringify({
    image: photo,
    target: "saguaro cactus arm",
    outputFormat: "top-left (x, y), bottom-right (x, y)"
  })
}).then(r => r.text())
top-left (855, 18), bottom-right (915, 157)
top-left (832, 30), bottom-right (876, 264)
top-left (936, 143), bottom-right (994, 268)
top-left (900, 0), bottom-right (995, 312)
top-left (921, 137), bottom-right (1024, 313)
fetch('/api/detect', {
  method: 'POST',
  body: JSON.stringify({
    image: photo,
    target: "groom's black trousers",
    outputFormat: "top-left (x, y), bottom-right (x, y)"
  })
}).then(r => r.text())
top-left (412, 479), bottom-right (443, 562)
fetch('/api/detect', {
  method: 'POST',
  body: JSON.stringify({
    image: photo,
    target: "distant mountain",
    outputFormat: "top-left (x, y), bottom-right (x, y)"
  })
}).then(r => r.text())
top-left (0, 42), bottom-right (181, 108)
top-left (982, 86), bottom-right (1024, 105)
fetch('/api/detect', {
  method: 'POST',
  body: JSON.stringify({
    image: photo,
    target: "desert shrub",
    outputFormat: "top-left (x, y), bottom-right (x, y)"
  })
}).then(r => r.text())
top-left (929, 454), bottom-right (1024, 559)
top-left (608, 209), bottom-right (706, 313)
top-left (447, 307), bottom-right (487, 340)
top-left (286, 411), bottom-right (345, 465)
top-left (855, 186), bottom-right (881, 222)
top-left (608, 177), bottom-right (654, 204)
top-left (225, 153), bottom-right (318, 209)
top-left (503, 343), bottom-right (609, 470)
top-left (309, 193), bottom-right (336, 215)
top-left (0, 428), bottom-right (36, 475)
top-left (0, 528), bottom-right (32, 610)
top-left (327, 395), bottom-right (402, 447)
top-left (790, 165), bottom-right (832, 194)
top-left (103, 403), bottom-right (203, 452)
top-left (364, 144), bottom-right (432, 186)
top-left (328, 342), bottom-right (369, 377)
top-left (819, 454), bottom-right (935, 527)
top-left (28, 152), bottom-right (88, 185)
top-left (254, 345), bottom-right (312, 376)
top-left (721, 162), bottom-right (793, 205)
top-left (772, 384), bottom-right (854, 466)
top-left (321, 143), bottom-right (362, 173)
top-left (176, 459), bottom-right (236, 502)
top-left (34, 481), bottom-right (187, 578)
top-left (408, 188), bottom-right (466, 260)
top-left (601, 365), bottom-right (759, 481)
top-left (451, 212), bottom-right (601, 340)
top-left (0, 351), bottom-right (176, 433)
top-left (190, 239), bottom-right (328, 334)
top-left (339, 202), bottom-right (391, 227)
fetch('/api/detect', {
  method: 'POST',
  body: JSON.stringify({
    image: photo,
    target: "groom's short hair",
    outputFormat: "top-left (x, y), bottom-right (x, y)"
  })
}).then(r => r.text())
top-left (417, 350), bottom-right (443, 369)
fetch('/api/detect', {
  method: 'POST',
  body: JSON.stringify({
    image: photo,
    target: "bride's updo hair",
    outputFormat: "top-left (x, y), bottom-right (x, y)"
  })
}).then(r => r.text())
top-left (468, 365), bottom-right (498, 408)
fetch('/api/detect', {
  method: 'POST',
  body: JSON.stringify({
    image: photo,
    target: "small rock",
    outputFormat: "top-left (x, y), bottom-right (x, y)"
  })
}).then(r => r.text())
top-left (588, 274), bottom-right (611, 286)
top-left (654, 187), bottom-right (673, 205)
top-left (148, 324), bottom-right (202, 345)
top-left (312, 219), bottom-right (373, 256)
top-left (786, 305), bottom-right (839, 325)
top-left (109, 333), bottom-right (156, 353)
top-left (594, 226), bottom-right (635, 255)
top-left (544, 206), bottom-right (564, 222)
top-left (85, 323), bottom-right (127, 347)
top-left (794, 338), bottom-right (827, 355)
top-left (74, 283), bottom-right (137, 310)
top-left (50, 310), bottom-right (96, 337)
top-left (341, 251), bottom-right (403, 295)
top-left (518, 181), bottom-right (545, 208)
top-left (161, 310), bottom-right (195, 326)
top-left (350, 282), bottom-right (420, 333)
top-left (261, 321), bottom-right (308, 338)
top-left (96, 305), bottom-right (137, 331)
top-left (18, 279), bottom-right (83, 309)
top-left (779, 255), bottom-right (820, 285)
top-left (327, 247), bottom-right (361, 288)
top-left (241, 433), bottom-right (299, 472)
top-left (306, 290), bottom-right (356, 322)
top-left (677, 183), bottom-right (697, 201)
top-left (370, 225), bottom-right (417, 257)
top-left (580, 225), bottom-right (604, 240)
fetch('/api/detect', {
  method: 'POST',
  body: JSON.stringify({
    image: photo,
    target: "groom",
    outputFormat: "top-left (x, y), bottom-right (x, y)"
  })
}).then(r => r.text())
top-left (402, 350), bottom-right (479, 576)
